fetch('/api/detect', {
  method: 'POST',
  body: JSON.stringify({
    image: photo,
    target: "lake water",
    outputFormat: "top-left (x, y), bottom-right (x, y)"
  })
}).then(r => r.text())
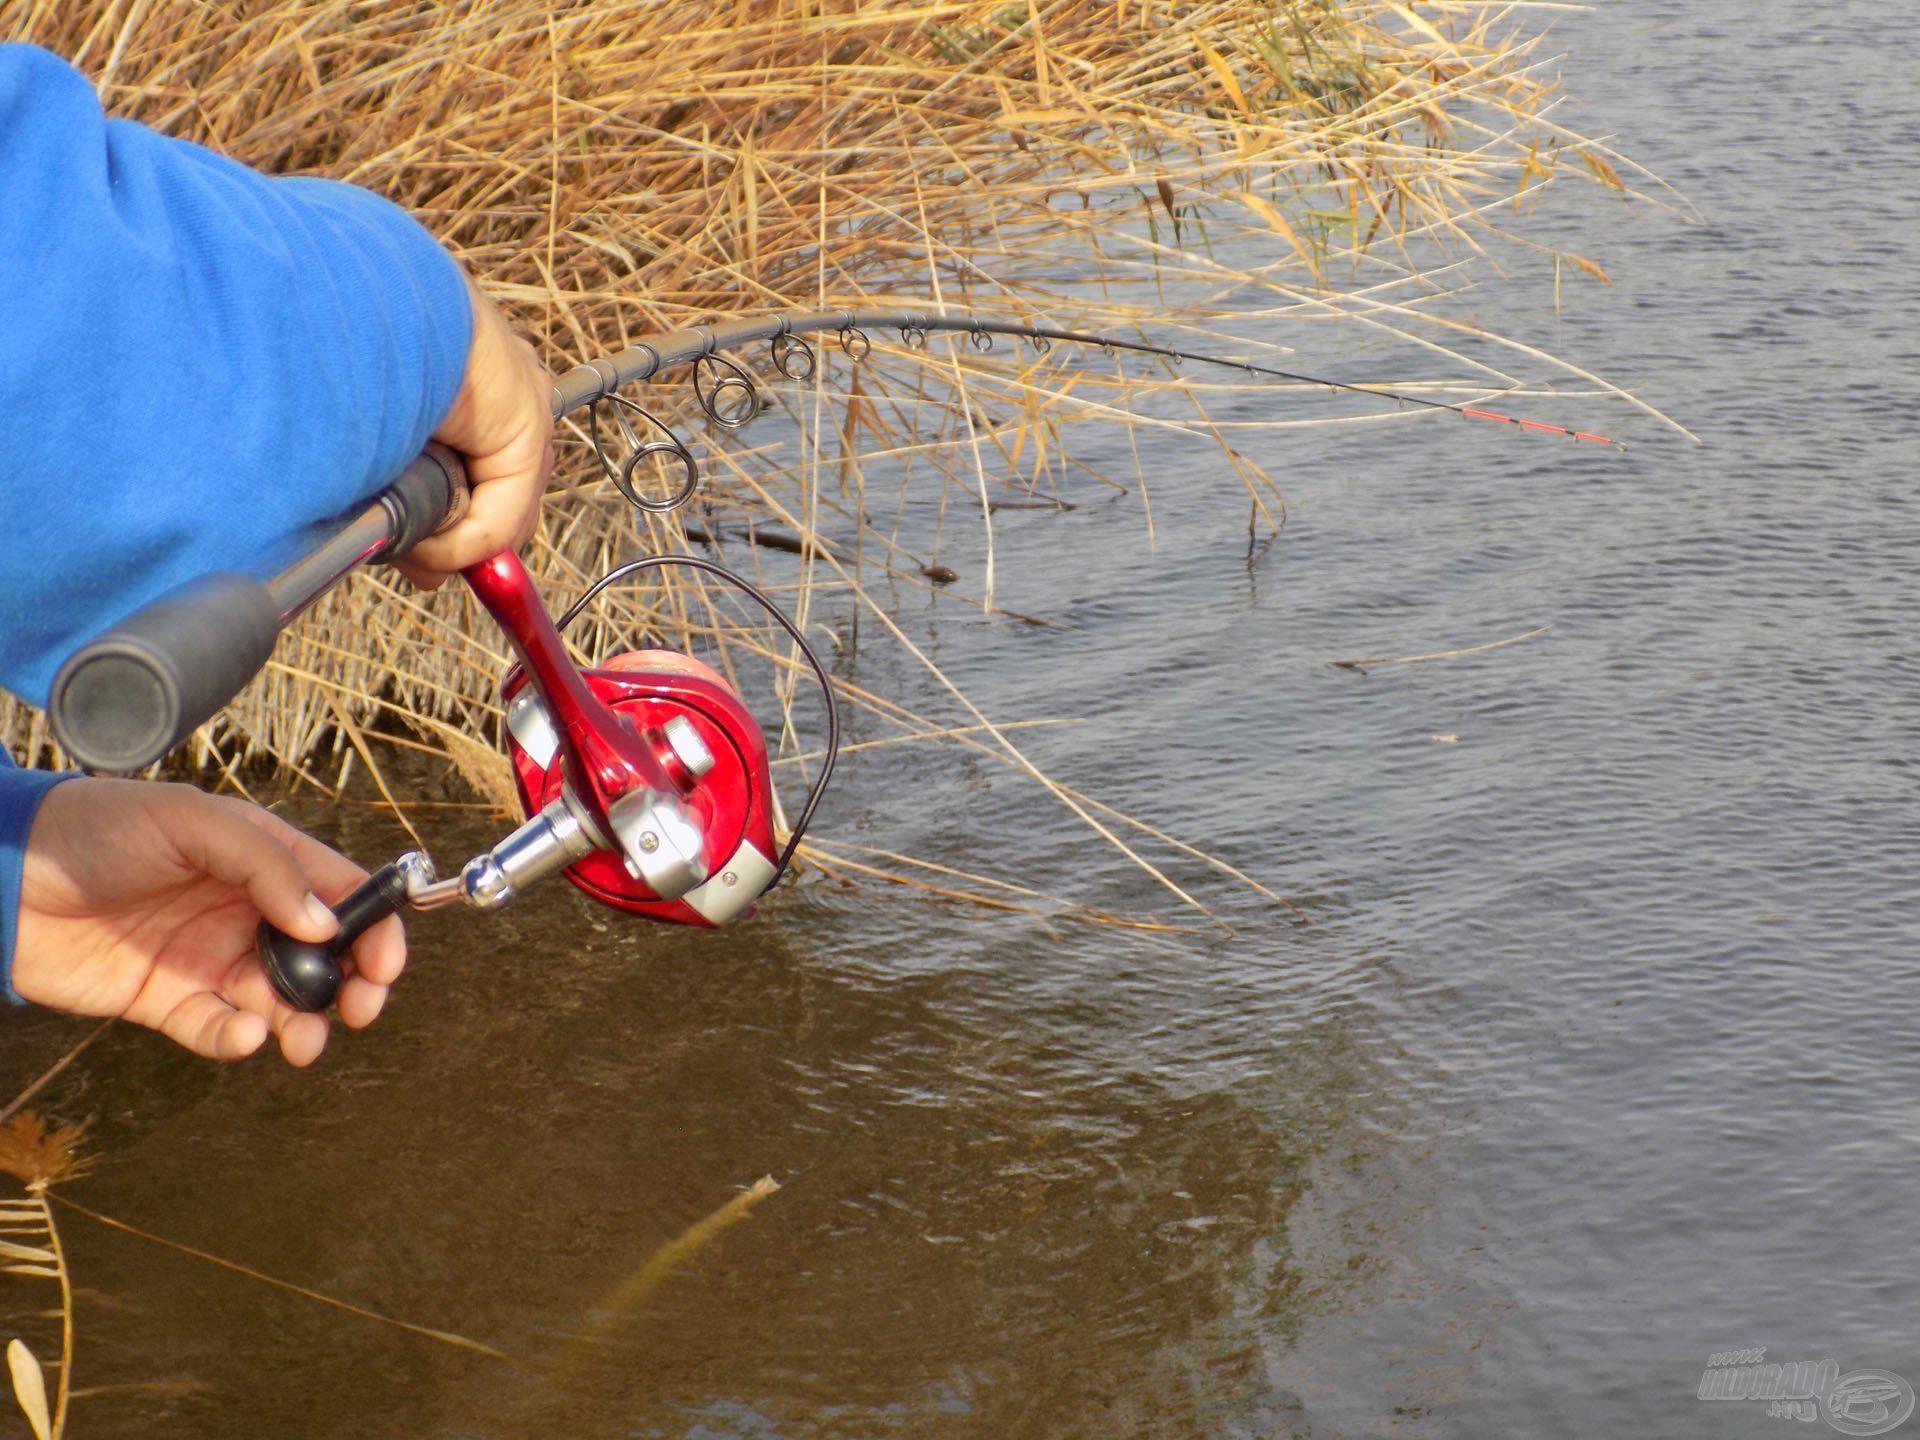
top-left (6, 1), bottom-right (1918, 1435)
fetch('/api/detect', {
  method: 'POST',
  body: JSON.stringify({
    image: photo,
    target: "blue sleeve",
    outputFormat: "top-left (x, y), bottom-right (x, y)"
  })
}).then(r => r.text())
top-left (0, 41), bottom-right (473, 703)
top-left (0, 758), bottom-right (73, 1003)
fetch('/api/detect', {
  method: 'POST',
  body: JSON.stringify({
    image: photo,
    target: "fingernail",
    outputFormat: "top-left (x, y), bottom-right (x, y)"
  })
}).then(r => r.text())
top-left (305, 893), bottom-right (339, 934)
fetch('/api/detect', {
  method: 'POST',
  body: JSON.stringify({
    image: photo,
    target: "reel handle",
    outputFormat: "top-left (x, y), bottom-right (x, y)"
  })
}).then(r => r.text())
top-left (256, 861), bottom-right (410, 1013)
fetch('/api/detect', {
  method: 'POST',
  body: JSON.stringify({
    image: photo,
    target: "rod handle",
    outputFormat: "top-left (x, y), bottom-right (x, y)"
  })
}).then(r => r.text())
top-left (46, 447), bottom-right (467, 774)
top-left (48, 572), bottom-right (280, 774)
top-left (382, 441), bottom-right (469, 557)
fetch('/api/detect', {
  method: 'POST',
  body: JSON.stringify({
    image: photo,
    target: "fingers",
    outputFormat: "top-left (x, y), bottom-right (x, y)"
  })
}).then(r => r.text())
top-left (403, 431), bottom-right (552, 575)
top-left (237, 802), bottom-right (373, 899)
top-left (135, 940), bottom-right (339, 1067)
top-left (206, 796), bottom-right (412, 1053)
top-left (257, 820), bottom-right (410, 990)
top-left (157, 992), bottom-right (270, 1062)
top-left (275, 1013), bottom-right (331, 1067)
top-left (337, 970), bottom-right (391, 1030)
top-left (132, 962), bottom-right (327, 1067)
top-left (214, 947), bottom-right (336, 1067)
top-left (406, 277), bottom-right (556, 584)
top-left (343, 911), bottom-right (407, 988)
top-left (234, 807), bottom-right (411, 1024)
top-left (389, 555), bottom-right (447, 590)
top-left (166, 791), bottom-right (339, 946)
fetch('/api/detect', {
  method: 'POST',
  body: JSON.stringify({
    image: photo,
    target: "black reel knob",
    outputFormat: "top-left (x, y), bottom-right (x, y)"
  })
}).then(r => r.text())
top-left (256, 862), bottom-right (409, 1012)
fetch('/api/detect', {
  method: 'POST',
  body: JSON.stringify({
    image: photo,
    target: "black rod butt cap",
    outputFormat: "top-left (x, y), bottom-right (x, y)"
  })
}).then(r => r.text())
top-left (48, 573), bottom-right (279, 773)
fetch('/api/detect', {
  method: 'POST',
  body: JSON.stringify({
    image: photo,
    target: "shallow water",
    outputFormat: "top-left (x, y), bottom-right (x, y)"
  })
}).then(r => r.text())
top-left (8, 1), bottom-right (1920, 1435)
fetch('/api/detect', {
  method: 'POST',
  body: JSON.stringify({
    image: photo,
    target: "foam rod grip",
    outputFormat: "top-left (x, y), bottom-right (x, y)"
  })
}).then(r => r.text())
top-left (48, 573), bottom-right (280, 774)
top-left (383, 442), bottom-right (469, 558)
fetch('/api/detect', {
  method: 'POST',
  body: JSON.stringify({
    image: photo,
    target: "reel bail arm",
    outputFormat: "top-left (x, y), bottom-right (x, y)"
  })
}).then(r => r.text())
top-left (464, 550), bottom-right (711, 898)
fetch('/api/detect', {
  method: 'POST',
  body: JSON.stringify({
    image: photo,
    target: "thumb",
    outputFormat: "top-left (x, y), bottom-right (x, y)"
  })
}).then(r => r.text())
top-left (161, 792), bottom-right (342, 943)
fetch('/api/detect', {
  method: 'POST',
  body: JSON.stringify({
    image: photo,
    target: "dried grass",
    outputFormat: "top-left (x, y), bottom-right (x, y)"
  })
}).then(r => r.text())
top-left (0, 0), bottom-right (1650, 914)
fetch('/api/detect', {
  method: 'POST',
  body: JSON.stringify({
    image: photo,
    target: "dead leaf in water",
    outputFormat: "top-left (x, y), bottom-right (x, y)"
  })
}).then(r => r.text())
top-left (0, 1113), bottom-right (90, 1189)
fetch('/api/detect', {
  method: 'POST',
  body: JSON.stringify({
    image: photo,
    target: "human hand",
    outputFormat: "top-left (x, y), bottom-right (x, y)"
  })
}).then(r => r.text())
top-left (12, 779), bottom-right (406, 1066)
top-left (395, 275), bottom-right (556, 587)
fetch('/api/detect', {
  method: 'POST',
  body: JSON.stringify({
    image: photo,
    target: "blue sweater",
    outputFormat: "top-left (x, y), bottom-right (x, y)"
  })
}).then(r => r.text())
top-left (0, 44), bottom-right (473, 997)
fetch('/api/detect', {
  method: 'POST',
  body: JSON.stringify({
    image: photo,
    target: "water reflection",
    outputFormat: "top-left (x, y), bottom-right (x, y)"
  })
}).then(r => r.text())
top-left (3, 782), bottom-right (1454, 1438)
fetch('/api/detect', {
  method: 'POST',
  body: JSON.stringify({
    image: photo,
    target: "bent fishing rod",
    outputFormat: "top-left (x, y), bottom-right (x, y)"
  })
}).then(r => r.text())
top-left (47, 306), bottom-right (1619, 1013)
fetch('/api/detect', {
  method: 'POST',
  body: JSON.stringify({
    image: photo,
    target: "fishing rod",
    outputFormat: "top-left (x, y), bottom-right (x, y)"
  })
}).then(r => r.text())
top-left (552, 307), bottom-right (1622, 463)
top-left (46, 305), bottom-right (1618, 1014)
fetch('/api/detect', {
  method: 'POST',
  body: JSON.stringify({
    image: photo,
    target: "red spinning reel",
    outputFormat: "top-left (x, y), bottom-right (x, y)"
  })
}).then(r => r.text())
top-left (250, 543), bottom-right (831, 1013)
top-left (474, 551), bottom-right (780, 926)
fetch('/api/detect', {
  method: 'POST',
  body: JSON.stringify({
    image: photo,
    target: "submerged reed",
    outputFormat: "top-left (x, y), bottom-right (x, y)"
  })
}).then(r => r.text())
top-left (0, 1112), bottom-right (89, 1440)
top-left (0, 0), bottom-right (1654, 914)
top-left (0, 1094), bottom-right (505, 1437)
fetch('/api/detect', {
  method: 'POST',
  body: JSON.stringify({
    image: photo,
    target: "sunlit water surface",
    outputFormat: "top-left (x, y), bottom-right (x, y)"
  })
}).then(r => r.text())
top-left (7, 2), bottom-right (1919, 1435)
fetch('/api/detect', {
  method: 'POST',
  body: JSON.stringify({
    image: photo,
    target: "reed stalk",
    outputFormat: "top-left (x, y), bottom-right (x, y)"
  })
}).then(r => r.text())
top-left (0, 1113), bottom-right (90, 1440)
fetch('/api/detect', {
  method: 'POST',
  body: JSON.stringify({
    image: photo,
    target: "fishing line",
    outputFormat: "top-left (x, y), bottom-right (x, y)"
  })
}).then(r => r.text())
top-left (554, 554), bottom-right (839, 883)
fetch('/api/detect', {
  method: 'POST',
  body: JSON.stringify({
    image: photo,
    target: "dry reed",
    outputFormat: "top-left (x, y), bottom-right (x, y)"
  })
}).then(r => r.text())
top-left (0, 1112), bottom-right (88, 1440)
top-left (0, 0), bottom-right (1653, 915)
